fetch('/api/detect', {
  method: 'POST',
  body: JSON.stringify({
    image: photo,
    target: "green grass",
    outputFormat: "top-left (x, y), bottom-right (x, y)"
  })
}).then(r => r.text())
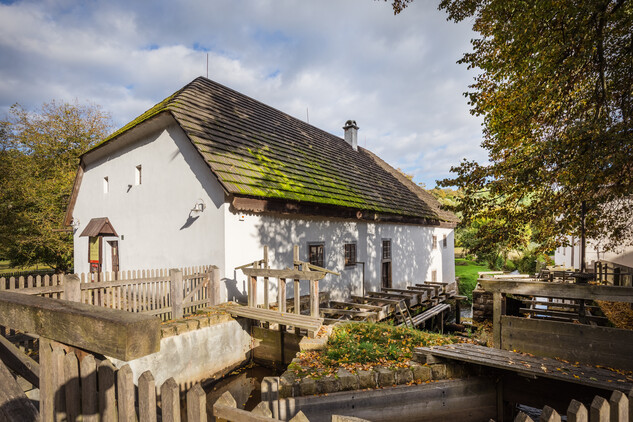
top-left (455, 258), bottom-right (492, 303)
top-left (289, 322), bottom-right (464, 378)
top-left (0, 260), bottom-right (53, 276)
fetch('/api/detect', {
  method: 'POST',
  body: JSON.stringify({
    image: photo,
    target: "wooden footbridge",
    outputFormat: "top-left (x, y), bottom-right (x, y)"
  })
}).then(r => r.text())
top-left (227, 246), bottom-right (463, 337)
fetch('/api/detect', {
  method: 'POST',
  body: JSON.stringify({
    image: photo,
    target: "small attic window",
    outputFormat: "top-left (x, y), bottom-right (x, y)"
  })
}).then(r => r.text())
top-left (103, 177), bottom-right (109, 194)
top-left (135, 165), bottom-right (142, 185)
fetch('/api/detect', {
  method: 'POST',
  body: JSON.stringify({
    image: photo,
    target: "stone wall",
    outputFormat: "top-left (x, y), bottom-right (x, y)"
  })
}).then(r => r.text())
top-left (472, 283), bottom-right (494, 321)
top-left (277, 357), bottom-right (470, 398)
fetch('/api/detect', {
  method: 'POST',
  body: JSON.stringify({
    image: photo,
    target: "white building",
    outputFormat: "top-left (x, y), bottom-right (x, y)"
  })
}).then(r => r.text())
top-left (555, 237), bottom-right (633, 270)
top-left (65, 77), bottom-right (458, 303)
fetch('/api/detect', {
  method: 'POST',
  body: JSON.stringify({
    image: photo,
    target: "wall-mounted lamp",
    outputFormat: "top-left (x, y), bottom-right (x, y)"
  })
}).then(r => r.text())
top-left (191, 200), bottom-right (206, 213)
top-left (71, 218), bottom-right (80, 230)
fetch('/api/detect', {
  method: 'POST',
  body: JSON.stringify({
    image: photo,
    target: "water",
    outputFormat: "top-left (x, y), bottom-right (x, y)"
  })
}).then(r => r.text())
top-left (204, 364), bottom-right (281, 412)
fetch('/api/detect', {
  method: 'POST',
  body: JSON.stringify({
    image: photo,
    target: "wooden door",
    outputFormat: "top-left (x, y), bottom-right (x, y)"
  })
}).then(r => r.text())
top-left (109, 241), bottom-right (119, 276)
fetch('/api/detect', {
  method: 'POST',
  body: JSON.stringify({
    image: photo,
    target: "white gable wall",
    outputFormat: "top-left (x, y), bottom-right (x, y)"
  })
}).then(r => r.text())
top-left (72, 123), bottom-right (226, 274)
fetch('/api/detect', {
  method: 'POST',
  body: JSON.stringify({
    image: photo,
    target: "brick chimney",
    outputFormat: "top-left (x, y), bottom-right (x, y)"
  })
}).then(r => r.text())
top-left (343, 120), bottom-right (359, 151)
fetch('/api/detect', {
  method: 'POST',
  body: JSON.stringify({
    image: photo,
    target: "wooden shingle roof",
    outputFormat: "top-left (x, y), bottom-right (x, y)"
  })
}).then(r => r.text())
top-left (89, 77), bottom-right (457, 224)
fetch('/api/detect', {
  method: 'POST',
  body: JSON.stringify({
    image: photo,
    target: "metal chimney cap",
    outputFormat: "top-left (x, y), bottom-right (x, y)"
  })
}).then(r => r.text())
top-left (343, 120), bottom-right (358, 130)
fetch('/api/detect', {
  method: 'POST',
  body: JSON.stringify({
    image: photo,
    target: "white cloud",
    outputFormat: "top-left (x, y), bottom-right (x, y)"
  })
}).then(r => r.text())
top-left (0, 0), bottom-right (486, 187)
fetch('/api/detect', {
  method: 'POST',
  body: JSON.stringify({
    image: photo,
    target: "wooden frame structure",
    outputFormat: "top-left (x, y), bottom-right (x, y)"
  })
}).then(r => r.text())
top-left (479, 278), bottom-right (633, 370)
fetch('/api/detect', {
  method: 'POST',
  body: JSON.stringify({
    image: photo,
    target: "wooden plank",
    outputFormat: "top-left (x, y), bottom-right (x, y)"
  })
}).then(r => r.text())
top-left (320, 308), bottom-right (377, 317)
top-left (241, 267), bottom-right (326, 281)
top-left (0, 332), bottom-right (40, 387)
top-left (187, 383), bottom-right (207, 422)
top-left (501, 315), bottom-right (633, 371)
top-left (98, 360), bottom-right (116, 422)
top-left (160, 378), bottom-right (181, 422)
top-left (519, 308), bottom-right (609, 323)
top-left (64, 352), bottom-right (81, 421)
top-left (0, 291), bottom-right (160, 361)
top-left (138, 371), bottom-right (157, 422)
top-left (0, 359), bottom-right (39, 421)
top-left (52, 345), bottom-right (66, 421)
top-left (225, 304), bottom-right (322, 333)
top-left (39, 338), bottom-right (54, 421)
top-left (350, 295), bottom-right (402, 305)
top-left (117, 364), bottom-right (136, 421)
top-left (492, 292), bottom-right (504, 349)
top-left (416, 343), bottom-right (633, 392)
top-left (329, 301), bottom-right (384, 311)
top-left (80, 354), bottom-right (98, 422)
top-left (479, 280), bottom-right (633, 303)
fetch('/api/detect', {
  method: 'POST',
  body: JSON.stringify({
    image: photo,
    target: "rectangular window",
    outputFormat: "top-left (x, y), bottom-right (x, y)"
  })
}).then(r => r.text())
top-left (431, 270), bottom-right (437, 282)
top-left (89, 237), bottom-right (100, 262)
top-left (432, 235), bottom-right (438, 250)
top-left (344, 244), bottom-right (356, 266)
top-left (308, 243), bottom-right (324, 268)
top-left (103, 176), bottom-right (109, 193)
top-left (135, 165), bottom-right (142, 185)
top-left (382, 240), bottom-right (391, 260)
top-left (443, 234), bottom-right (447, 248)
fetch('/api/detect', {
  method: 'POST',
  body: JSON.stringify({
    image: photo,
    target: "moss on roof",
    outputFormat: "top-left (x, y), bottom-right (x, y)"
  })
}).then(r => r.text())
top-left (88, 77), bottom-right (457, 222)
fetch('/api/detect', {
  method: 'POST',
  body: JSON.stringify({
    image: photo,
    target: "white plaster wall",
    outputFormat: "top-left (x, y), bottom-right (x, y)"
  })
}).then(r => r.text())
top-left (555, 239), bottom-right (633, 269)
top-left (223, 208), bottom-right (455, 303)
top-left (71, 123), bottom-right (226, 274)
top-left (110, 319), bottom-right (252, 388)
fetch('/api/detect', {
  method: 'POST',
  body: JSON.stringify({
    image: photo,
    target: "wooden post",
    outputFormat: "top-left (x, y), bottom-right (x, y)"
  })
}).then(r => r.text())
top-left (170, 269), bottom-right (183, 320)
top-left (117, 364), bottom-right (136, 421)
top-left (567, 399), bottom-right (588, 422)
top-left (210, 265), bottom-right (221, 306)
top-left (249, 261), bottom-right (259, 308)
top-left (187, 384), bottom-right (207, 422)
top-left (263, 246), bottom-right (270, 309)
top-left (279, 279), bottom-right (287, 313)
top-left (63, 274), bottom-right (81, 302)
top-left (609, 390), bottom-right (628, 422)
top-left (590, 396), bottom-right (609, 422)
top-left (63, 352), bottom-right (81, 421)
top-left (160, 378), bottom-right (181, 422)
top-left (138, 371), bottom-right (157, 422)
top-left (80, 355), bottom-right (98, 422)
top-left (98, 360), bottom-right (116, 422)
top-left (293, 246), bottom-right (301, 335)
top-left (492, 292), bottom-right (505, 349)
top-left (39, 338), bottom-right (54, 421)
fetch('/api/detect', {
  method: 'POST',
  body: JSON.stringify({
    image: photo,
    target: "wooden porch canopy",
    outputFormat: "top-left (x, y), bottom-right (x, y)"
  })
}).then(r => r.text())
top-left (79, 217), bottom-right (118, 237)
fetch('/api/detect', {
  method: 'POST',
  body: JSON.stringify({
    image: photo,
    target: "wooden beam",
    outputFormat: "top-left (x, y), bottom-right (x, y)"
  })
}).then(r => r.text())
top-left (0, 360), bottom-right (39, 421)
top-left (479, 279), bottom-right (633, 303)
top-left (241, 267), bottom-right (326, 281)
top-left (329, 301), bottom-right (384, 311)
top-left (0, 333), bottom-right (40, 387)
top-left (0, 291), bottom-right (160, 361)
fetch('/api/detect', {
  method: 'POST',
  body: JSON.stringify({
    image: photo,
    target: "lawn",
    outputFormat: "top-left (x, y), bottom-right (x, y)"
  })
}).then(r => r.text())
top-left (455, 258), bottom-right (492, 303)
top-left (0, 260), bottom-right (54, 276)
top-left (288, 322), bottom-right (466, 379)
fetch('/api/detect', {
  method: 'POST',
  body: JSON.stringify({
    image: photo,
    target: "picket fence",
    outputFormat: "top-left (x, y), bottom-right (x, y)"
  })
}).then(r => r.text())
top-left (515, 390), bottom-right (630, 422)
top-left (0, 265), bottom-right (218, 322)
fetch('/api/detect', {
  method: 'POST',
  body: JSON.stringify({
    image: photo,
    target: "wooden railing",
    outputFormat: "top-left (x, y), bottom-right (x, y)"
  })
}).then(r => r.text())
top-left (0, 265), bottom-right (220, 321)
top-left (237, 246), bottom-right (339, 318)
top-left (515, 390), bottom-right (630, 422)
top-left (0, 290), bottom-right (216, 421)
top-left (595, 260), bottom-right (633, 287)
top-left (479, 278), bottom-right (633, 370)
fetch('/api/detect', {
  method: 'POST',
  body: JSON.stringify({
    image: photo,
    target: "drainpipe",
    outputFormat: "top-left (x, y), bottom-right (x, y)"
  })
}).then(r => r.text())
top-left (356, 262), bottom-right (366, 297)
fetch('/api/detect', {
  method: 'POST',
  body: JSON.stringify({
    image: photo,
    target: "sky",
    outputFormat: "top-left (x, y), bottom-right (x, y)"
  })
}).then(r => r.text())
top-left (0, 0), bottom-right (486, 188)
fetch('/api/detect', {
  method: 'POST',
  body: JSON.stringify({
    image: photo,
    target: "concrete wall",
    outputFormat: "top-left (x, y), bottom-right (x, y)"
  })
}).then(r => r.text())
top-left (72, 121), bottom-right (226, 274)
top-left (110, 318), bottom-right (252, 388)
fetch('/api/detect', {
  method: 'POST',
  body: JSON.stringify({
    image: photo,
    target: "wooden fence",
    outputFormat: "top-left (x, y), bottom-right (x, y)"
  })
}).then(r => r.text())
top-left (0, 265), bottom-right (220, 321)
top-left (515, 390), bottom-right (630, 422)
top-left (594, 260), bottom-right (633, 287)
top-left (479, 279), bottom-right (633, 371)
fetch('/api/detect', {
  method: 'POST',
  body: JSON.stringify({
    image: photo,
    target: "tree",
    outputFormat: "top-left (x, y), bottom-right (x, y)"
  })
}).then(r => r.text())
top-left (0, 101), bottom-right (112, 272)
top-left (430, 0), bottom-right (633, 254)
